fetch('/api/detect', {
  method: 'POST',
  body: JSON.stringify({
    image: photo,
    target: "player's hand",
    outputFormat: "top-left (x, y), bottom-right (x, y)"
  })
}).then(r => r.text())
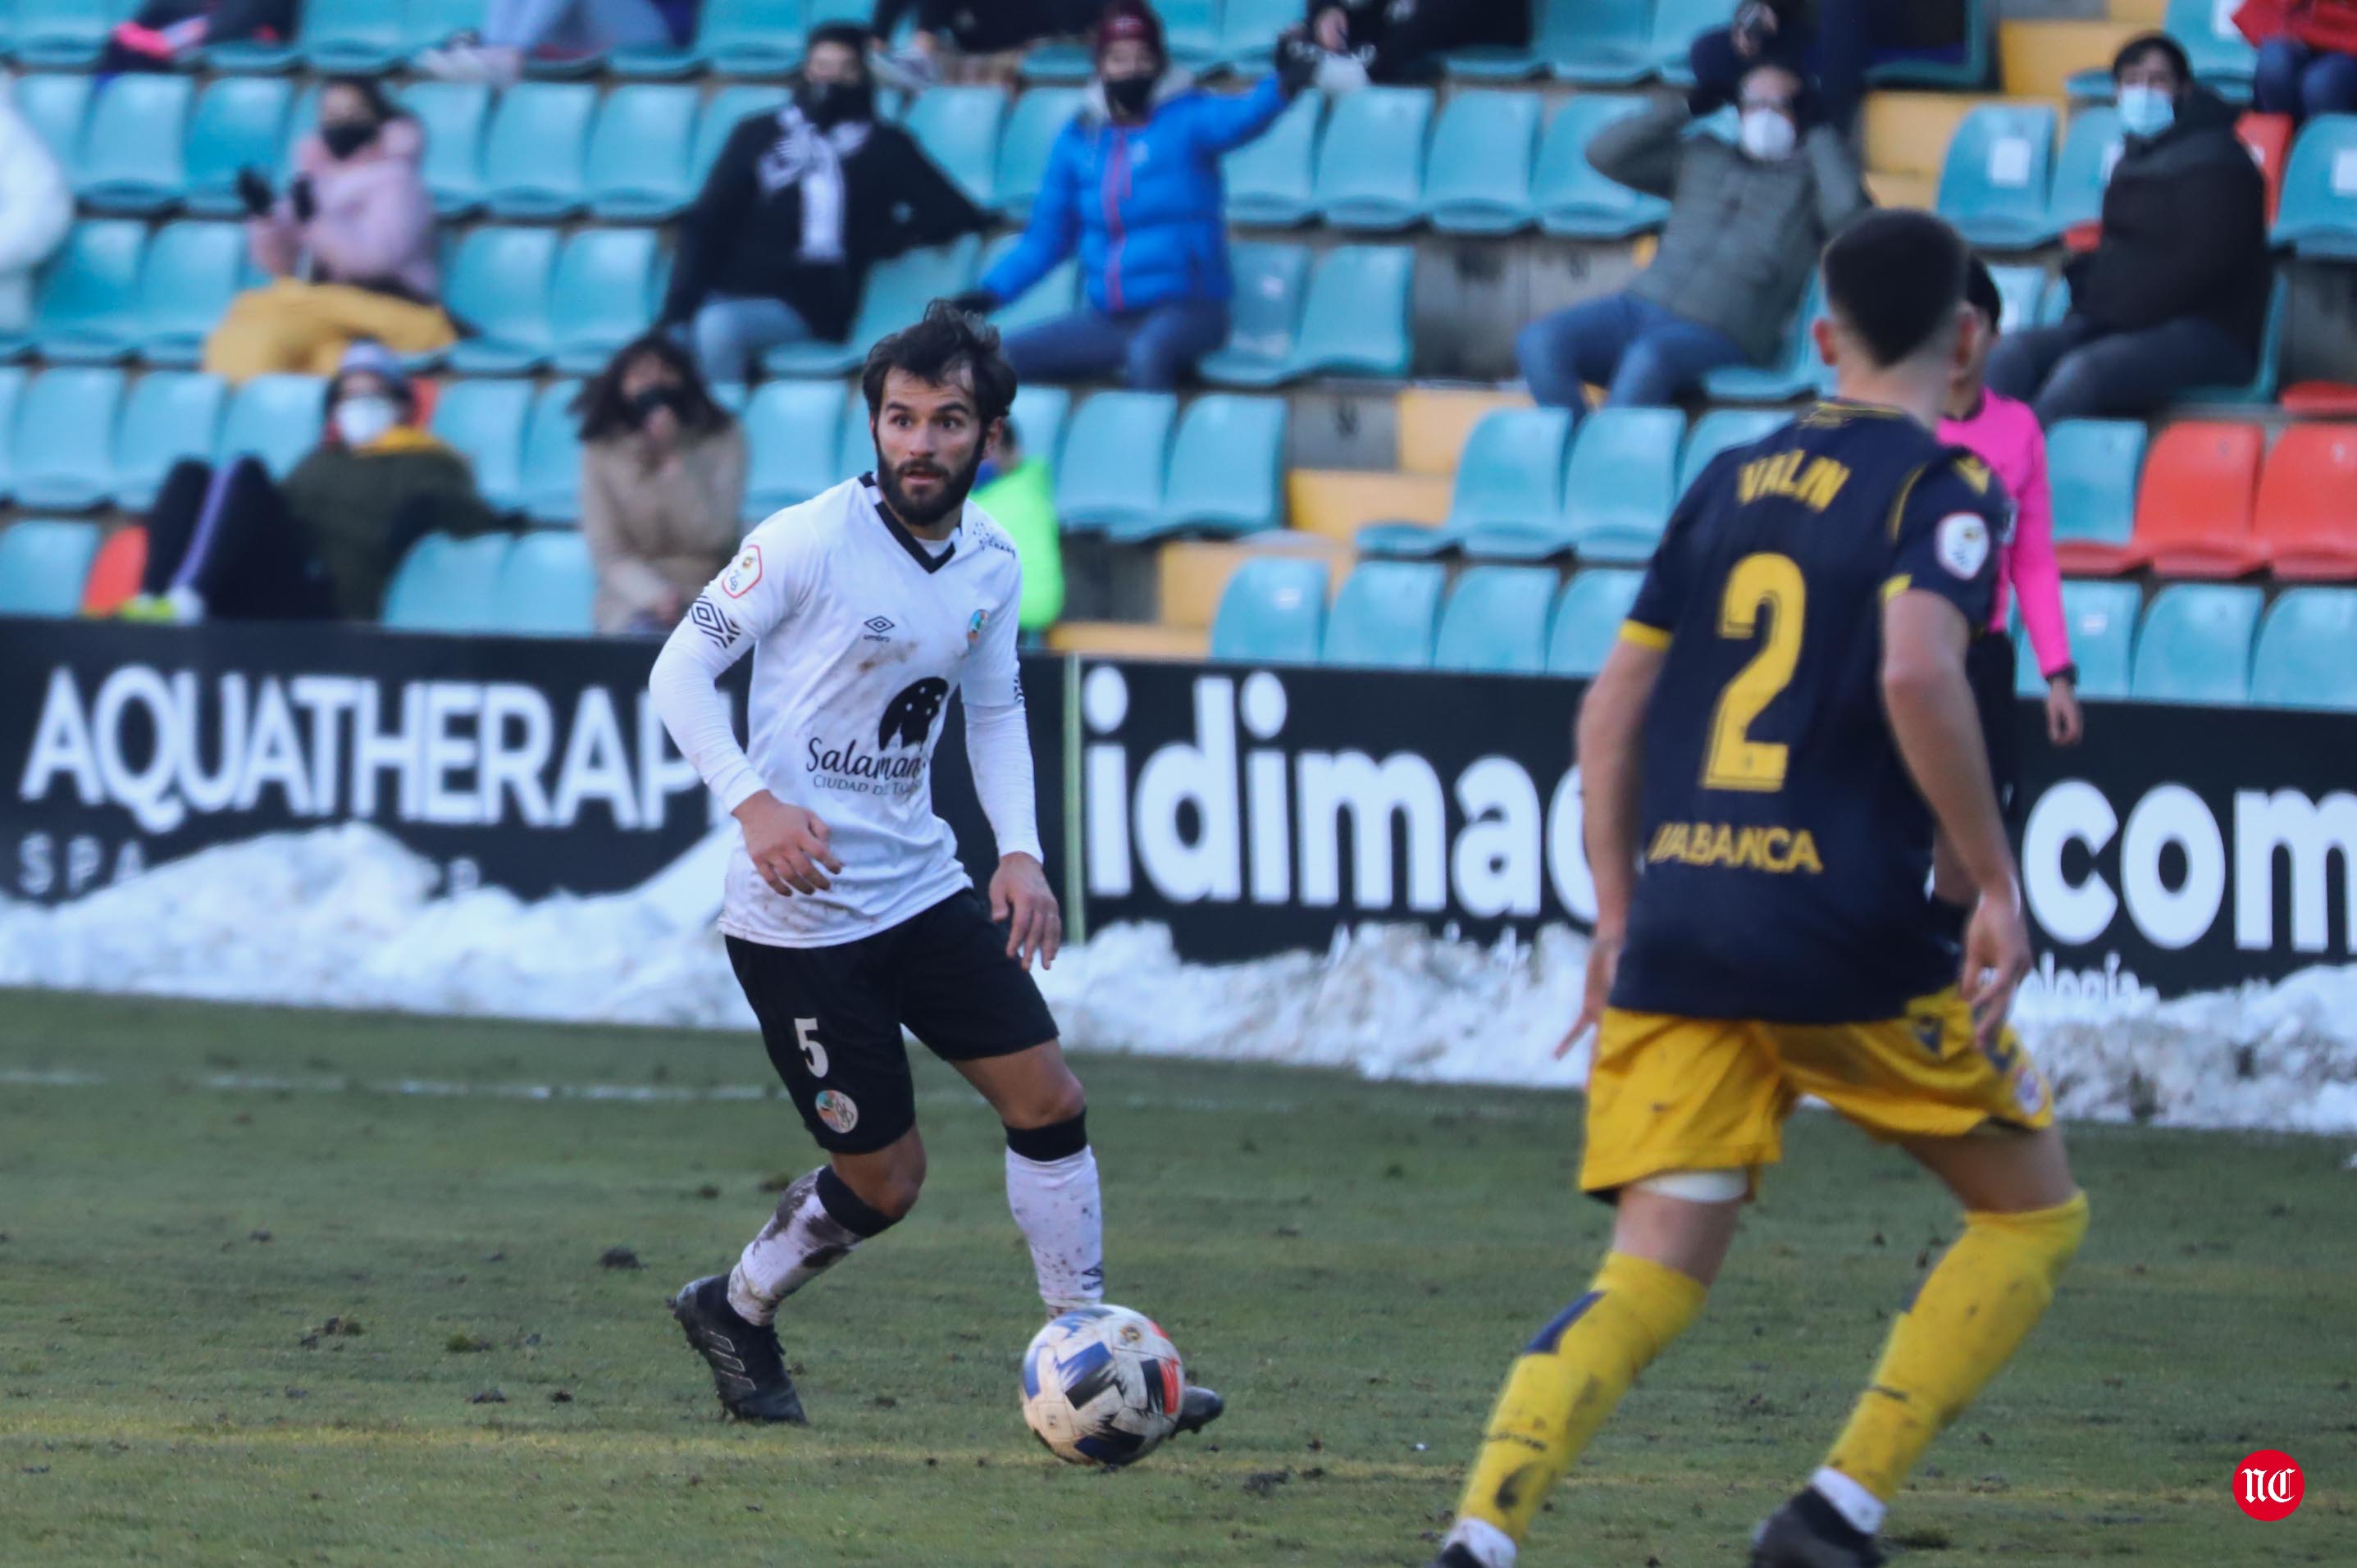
top-left (2045, 677), bottom-right (2084, 747)
top-left (1960, 890), bottom-right (2032, 1051)
top-left (734, 792), bottom-right (842, 897)
top-left (1561, 931), bottom-right (1624, 1058)
top-left (990, 852), bottom-right (1061, 973)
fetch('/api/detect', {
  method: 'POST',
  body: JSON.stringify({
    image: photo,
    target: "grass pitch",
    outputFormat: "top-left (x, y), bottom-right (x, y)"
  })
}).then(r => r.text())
top-left (1, 991), bottom-right (2351, 1566)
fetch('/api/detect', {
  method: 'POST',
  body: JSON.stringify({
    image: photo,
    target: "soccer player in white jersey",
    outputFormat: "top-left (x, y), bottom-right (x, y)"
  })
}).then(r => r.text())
top-left (649, 302), bottom-right (1223, 1434)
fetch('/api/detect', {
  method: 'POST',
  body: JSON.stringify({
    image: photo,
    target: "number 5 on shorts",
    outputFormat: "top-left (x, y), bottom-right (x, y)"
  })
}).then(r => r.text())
top-left (795, 1017), bottom-right (828, 1078)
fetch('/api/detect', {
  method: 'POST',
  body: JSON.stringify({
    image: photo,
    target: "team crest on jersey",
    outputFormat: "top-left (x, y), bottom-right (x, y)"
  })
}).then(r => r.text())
top-left (1935, 513), bottom-right (1990, 579)
top-left (814, 1090), bottom-right (859, 1135)
top-left (967, 608), bottom-right (989, 644)
top-left (721, 544), bottom-right (763, 598)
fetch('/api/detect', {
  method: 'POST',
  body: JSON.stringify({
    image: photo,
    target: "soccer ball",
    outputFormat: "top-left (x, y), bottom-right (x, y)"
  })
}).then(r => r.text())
top-left (1019, 1305), bottom-right (1183, 1468)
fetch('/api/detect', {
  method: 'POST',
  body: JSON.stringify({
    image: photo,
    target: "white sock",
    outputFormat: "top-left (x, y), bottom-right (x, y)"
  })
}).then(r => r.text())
top-left (727, 1169), bottom-right (864, 1326)
top-left (1442, 1517), bottom-right (1516, 1567)
top-left (1006, 1145), bottom-right (1104, 1311)
top-left (1811, 1466), bottom-right (1888, 1536)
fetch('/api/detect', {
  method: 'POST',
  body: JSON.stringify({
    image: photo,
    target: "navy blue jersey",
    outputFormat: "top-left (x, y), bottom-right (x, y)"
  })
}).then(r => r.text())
top-left (1609, 400), bottom-right (2010, 1024)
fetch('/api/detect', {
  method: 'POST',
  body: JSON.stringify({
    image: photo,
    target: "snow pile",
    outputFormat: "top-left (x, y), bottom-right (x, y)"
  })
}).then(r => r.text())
top-left (2, 825), bottom-right (2354, 1136)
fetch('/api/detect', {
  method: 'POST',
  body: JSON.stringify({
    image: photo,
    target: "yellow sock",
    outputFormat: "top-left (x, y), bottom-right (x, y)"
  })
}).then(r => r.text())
top-left (1454, 1251), bottom-right (1707, 1545)
top-left (1827, 1192), bottom-right (2090, 1502)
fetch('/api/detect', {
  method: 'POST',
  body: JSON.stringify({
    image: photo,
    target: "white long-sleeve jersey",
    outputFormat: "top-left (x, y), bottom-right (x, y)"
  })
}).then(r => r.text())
top-left (648, 476), bottom-right (1041, 949)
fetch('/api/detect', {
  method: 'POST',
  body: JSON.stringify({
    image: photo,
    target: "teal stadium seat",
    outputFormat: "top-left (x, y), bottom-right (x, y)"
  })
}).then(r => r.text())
top-left (2130, 583), bottom-right (2261, 704)
top-left (441, 226), bottom-right (562, 374)
top-left (1197, 241), bottom-right (1313, 388)
top-left (691, 0), bottom-right (809, 78)
top-left (217, 373), bottom-right (326, 478)
top-left (1468, 0), bottom-right (1649, 84)
top-left (0, 519), bottom-right (100, 616)
top-left (14, 73), bottom-right (93, 166)
top-left (112, 370), bottom-right (226, 510)
top-left (835, 386), bottom-right (877, 483)
top-left (26, 220), bottom-right (146, 364)
top-left (2182, 275), bottom-right (2286, 404)
top-left (481, 83), bottom-right (595, 219)
top-left (905, 85), bottom-right (1007, 209)
top-left (1321, 559), bottom-right (1444, 669)
top-left (1155, 0), bottom-right (1220, 69)
top-left (1216, 0), bottom-right (1296, 71)
top-left (1007, 383), bottom-right (1071, 476)
top-left (1548, 568), bottom-right (1647, 676)
top-left (1055, 390), bottom-right (1175, 531)
top-left (0, 370), bottom-right (28, 495)
top-left (500, 531), bottom-right (597, 635)
top-left (77, 74), bottom-right (192, 216)
top-left (1112, 394), bottom-right (1288, 541)
top-left (299, 0), bottom-right (412, 73)
top-left (1704, 271), bottom-right (1831, 402)
top-left (1534, 95), bottom-right (1667, 238)
top-left (1434, 565), bottom-right (1557, 673)
top-left (1987, 262), bottom-right (2049, 335)
top-left (185, 78), bottom-right (294, 218)
top-left (1222, 90), bottom-right (1321, 227)
top-left (277, 84), bottom-right (322, 180)
top-left (15, 0), bottom-right (119, 70)
top-left (138, 221), bottom-right (245, 367)
top-left (691, 87), bottom-right (791, 182)
top-left (520, 379), bottom-right (587, 524)
top-left (1210, 555), bottom-right (1330, 664)
top-left (430, 377), bottom-right (535, 514)
top-left (586, 84), bottom-right (699, 221)
top-left (399, 81), bottom-right (493, 217)
top-left (998, 89), bottom-right (1086, 221)
top-left (764, 236), bottom-right (978, 377)
top-left (1677, 408), bottom-right (1786, 497)
top-left (741, 380), bottom-right (849, 522)
top-left (2273, 115), bottom-right (2357, 258)
top-left (406, 0), bottom-right (488, 57)
top-left (980, 232), bottom-right (1081, 336)
top-left (1291, 244), bottom-right (1414, 378)
top-left (2045, 420), bottom-right (2146, 573)
top-left (2048, 105), bottom-right (2122, 235)
top-left (1936, 103), bottom-right (2058, 248)
top-left (2251, 588), bottom-right (2357, 709)
top-left (1314, 87), bottom-right (1432, 231)
top-left (550, 227), bottom-right (659, 375)
top-left (2017, 580), bottom-right (2140, 699)
top-left (1425, 89), bottom-right (1540, 235)
top-left (1562, 407), bottom-right (1685, 563)
top-left (2166, 0), bottom-right (2256, 94)
top-left (1649, 0), bottom-right (1740, 87)
top-left (12, 367), bottom-right (125, 511)
top-left (1359, 408), bottom-right (1571, 558)
top-left (381, 533), bottom-right (513, 631)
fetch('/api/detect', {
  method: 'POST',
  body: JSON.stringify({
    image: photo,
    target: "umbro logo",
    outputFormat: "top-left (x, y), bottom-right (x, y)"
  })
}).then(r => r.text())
top-left (862, 615), bottom-right (895, 640)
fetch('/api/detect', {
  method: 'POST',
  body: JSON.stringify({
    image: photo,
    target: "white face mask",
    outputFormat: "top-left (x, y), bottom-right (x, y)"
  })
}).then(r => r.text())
top-left (1739, 107), bottom-right (1798, 162)
top-left (334, 395), bottom-right (399, 449)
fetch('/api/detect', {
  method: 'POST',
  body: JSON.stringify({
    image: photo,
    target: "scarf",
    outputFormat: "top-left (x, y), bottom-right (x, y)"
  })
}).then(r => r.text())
top-left (756, 104), bottom-right (873, 266)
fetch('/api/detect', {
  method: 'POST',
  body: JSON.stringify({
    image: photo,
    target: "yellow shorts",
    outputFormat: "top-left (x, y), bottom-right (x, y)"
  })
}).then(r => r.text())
top-left (1580, 989), bottom-right (2054, 1197)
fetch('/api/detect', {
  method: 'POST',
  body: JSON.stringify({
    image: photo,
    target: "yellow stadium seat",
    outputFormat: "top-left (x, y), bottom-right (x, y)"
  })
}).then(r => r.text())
top-left (2002, 21), bottom-right (2145, 99)
top-left (1865, 170), bottom-right (1940, 210)
top-left (1046, 621), bottom-right (1213, 660)
top-left (1862, 92), bottom-right (1997, 179)
top-left (1397, 387), bottom-right (1533, 476)
top-left (1158, 535), bottom-right (1350, 629)
top-left (2109, 0), bottom-right (2165, 24)
top-left (1285, 469), bottom-right (1453, 545)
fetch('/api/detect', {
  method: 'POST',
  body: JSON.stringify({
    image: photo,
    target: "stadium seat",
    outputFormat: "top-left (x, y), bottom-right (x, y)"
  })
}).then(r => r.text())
top-left (500, 531), bottom-right (596, 636)
top-left (765, 237), bottom-right (978, 378)
top-left (2166, 0), bottom-right (2257, 93)
top-left (1548, 567), bottom-right (1647, 677)
top-left (687, 0), bottom-right (809, 78)
top-left (2017, 579), bottom-right (2140, 700)
top-left (430, 376), bottom-right (535, 514)
top-left (1424, 90), bottom-right (1540, 235)
top-left (1452, 0), bottom-right (1647, 83)
top-left (0, 518), bottom-right (100, 616)
top-left (979, 233), bottom-right (1080, 336)
top-left (480, 83), bottom-right (596, 219)
top-left (1936, 103), bottom-right (2058, 248)
top-left (1321, 559), bottom-right (1444, 668)
top-left (2182, 276), bottom-right (2286, 404)
top-left (1223, 90), bottom-right (1321, 227)
top-left (14, 72), bottom-right (93, 166)
top-left (1056, 390), bottom-right (1176, 531)
top-left (381, 533), bottom-right (513, 631)
top-left (1291, 244), bottom-right (1414, 379)
top-left (2251, 587), bottom-right (2357, 709)
top-left (1210, 554), bottom-right (1330, 664)
top-left (185, 78), bottom-right (294, 218)
top-left (112, 370), bottom-right (226, 510)
top-left (78, 522), bottom-right (146, 616)
top-left (1562, 408), bottom-right (1685, 563)
top-left (2047, 105), bottom-right (2121, 235)
top-left (1152, 0), bottom-right (1220, 68)
top-left (691, 87), bottom-right (791, 183)
top-left (1017, 39), bottom-right (1093, 83)
top-left (1703, 272), bottom-right (1830, 402)
top-left (1313, 87), bottom-right (1432, 231)
top-left (586, 84), bottom-right (699, 221)
top-left (406, 0), bottom-right (486, 58)
top-left (905, 85), bottom-right (1006, 209)
top-left (2272, 114), bottom-right (2357, 257)
top-left (1434, 564), bottom-right (1557, 673)
top-left (2132, 420), bottom-right (2266, 577)
top-left (1534, 95), bottom-right (1668, 239)
top-left (137, 221), bottom-right (244, 367)
top-left (2240, 110), bottom-right (2294, 224)
top-left (2046, 419), bottom-right (2149, 574)
top-left (741, 381), bottom-right (848, 522)
top-left (2131, 582), bottom-right (2261, 704)
top-left (76, 74), bottom-right (193, 216)
top-left (2253, 422), bottom-right (2357, 580)
top-left (277, 83), bottom-right (322, 179)
top-left (1007, 384), bottom-right (1071, 476)
top-left (440, 226), bottom-right (563, 374)
top-left (14, 0), bottom-right (116, 69)
top-left (1678, 408), bottom-right (1786, 497)
top-left (1197, 241), bottom-right (1312, 388)
top-left (1112, 394), bottom-right (1288, 541)
top-left (997, 89), bottom-right (1086, 222)
top-left (217, 373), bottom-right (326, 478)
top-left (549, 228), bottom-right (659, 376)
top-left (299, 0), bottom-right (412, 73)
top-left (398, 81), bottom-right (493, 217)
top-left (12, 367), bottom-right (125, 511)
top-left (519, 379), bottom-right (587, 524)
top-left (0, 368), bottom-right (28, 495)
top-left (1215, 0), bottom-right (1296, 71)
top-left (1987, 262), bottom-right (2050, 335)
top-left (1359, 407), bottom-right (1571, 558)
top-left (24, 220), bottom-right (146, 364)
top-left (1648, 0), bottom-right (1740, 86)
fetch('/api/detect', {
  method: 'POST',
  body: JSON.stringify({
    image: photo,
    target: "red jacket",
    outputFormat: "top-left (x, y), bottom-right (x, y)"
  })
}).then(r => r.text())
top-left (2237, 0), bottom-right (2357, 54)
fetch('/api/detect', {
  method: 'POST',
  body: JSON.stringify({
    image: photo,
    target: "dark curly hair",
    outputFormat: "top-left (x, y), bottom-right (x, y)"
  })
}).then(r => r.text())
top-left (860, 300), bottom-right (1018, 430)
top-left (572, 333), bottom-right (736, 444)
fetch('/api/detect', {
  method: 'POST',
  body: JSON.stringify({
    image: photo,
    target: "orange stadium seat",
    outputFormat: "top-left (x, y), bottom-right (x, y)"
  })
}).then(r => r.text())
top-left (2131, 421), bottom-right (2267, 578)
top-left (2238, 112), bottom-right (2292, 225)
top-left (2254, 424), bottom-right (2357, 580)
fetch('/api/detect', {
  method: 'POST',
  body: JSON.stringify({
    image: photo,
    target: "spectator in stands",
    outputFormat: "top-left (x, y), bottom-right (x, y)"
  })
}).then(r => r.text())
top-left (658, 24), bottom-right (991, 386)
top-left (101, 0), bottom-right (294, 73)
top-left (206, 79), bottom-right (455, 384)
top-left (1515, 60), bottom-right (1866, 422)
top-left (949, 0), bottom-right (1315, 390)
top-left (420, 0), bottom-right (696, 83)
top-left (2241, 0), bottom-right (2357, 123)
top-left (868, 0), bottom-right (1101, 85)
top-left (125, 344), bottom-right (502, 622)
top-left (0, 81), bottom-right (72, 339)
top-left (973, 418), bottom-right (1064, 634)
top-left (575, 334), bottom-right (747, 636)
top-left (1300, 0), bottom-right (1531, 88)
top-left (1986, 35), bottom-right (2269, 424)
top-left (1688, 1), bottom-right (1870, 134)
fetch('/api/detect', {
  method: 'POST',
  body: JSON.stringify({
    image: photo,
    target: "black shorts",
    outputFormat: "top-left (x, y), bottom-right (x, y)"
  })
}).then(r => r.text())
top-left (725, 891), bottom-right (1060, 1155)
top-left (1966, 632), bottom-right (2022, 823)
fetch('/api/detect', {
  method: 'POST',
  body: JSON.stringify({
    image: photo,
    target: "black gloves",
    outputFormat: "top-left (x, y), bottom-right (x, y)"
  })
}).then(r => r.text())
top-left (944, 289), bottom-right (999, 317)
top-left (235, 166), bottom-right (274, 217)
top-left (1274, 30), bottom-right (1322, 98)
top-left (289, 175), bottom-right (317, 225)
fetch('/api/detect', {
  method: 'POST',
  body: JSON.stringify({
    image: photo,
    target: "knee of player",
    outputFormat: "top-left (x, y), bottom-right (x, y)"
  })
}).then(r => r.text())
top-left (1028, 1068), bottom-right (1087, 1128)
top-left (847, 1149), bottom-right (928, 1222)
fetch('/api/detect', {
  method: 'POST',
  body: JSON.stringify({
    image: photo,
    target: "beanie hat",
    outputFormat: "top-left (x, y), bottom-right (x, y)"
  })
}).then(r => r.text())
top-left (1093, 0), bottom-right (1165, 64)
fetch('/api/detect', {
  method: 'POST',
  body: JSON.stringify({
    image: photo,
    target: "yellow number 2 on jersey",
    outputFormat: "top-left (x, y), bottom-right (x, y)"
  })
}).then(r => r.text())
top-left (1703, 552), bottom-right (1805, 792)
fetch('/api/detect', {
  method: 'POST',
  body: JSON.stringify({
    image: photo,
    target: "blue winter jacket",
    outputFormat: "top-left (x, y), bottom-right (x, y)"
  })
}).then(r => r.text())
top-left (981, 73), bottom-right (1287, 317)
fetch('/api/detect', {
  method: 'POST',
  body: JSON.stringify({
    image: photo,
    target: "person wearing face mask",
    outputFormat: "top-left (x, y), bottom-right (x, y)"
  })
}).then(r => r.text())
top-left (205, 78), bottom-right (455, 385)
top-left (1515, 59), bottom-right (1866, 422)
top-left (657, 24), bottom-right (991, 387)
top-left (946, 0), bottom-right (1312, 392)
top-left (576, 335), bottom-right (749, 635)
top-left (125, 344), bottom-right (501, 623)
top-left (1985, 35), bottom-right (2269, 426)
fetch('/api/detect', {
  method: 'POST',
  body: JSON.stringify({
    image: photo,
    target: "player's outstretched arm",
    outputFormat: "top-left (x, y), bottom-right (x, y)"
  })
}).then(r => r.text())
top-left (1565, 636), bottom-right (1666, 1052)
